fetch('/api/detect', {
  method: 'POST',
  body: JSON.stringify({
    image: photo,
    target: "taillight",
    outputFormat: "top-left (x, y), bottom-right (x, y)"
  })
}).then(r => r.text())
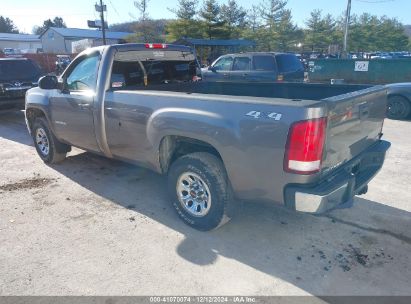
top-left (145, 43), bottom-right (168, 49)
top-left (284, 117), bottom-right (327, 174)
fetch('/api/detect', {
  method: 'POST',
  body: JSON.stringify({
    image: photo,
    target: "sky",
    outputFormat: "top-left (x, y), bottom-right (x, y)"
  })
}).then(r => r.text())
top-left (3, 0), bottom-right (411, 34)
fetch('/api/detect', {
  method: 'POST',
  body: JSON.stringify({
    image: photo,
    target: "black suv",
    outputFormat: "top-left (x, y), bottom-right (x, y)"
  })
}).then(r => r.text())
top-left (202, 52), bottom-right (304, 83)
top-left (0, 58), bottom-right (43, 108)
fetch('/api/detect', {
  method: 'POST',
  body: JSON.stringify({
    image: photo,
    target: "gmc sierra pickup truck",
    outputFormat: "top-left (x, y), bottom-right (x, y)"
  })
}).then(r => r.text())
top-left (25, 43), bottom-right (390, 231)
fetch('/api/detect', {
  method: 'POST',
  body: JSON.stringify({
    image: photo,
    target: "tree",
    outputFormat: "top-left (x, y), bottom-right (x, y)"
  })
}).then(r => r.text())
top-left (304, 10), bottom-right (338, 51)
top-left (126, 19), bottom-right (168, 43)
top-left (0, 16), bottom-right (19, 33)
top-left (220, 0), bottom-right (247, 39)
top-left (134, 0), bottom-right (150, 21)
top-left (166, 0), bottom-right (203, 40)
top-left (347, 13), bottom-right (409, 52)
top-left (259, 0), bottom-right (288, 29)
top-left (247, 5), bottom-right (261, 33)
top-left (168, 0), bottom-right (197, 20)
top-left (253, 0), bottom-right (300, 51)
top-left (33, 17), bottom-right (66, 35)
top-left (199, 0), bottom-right (227, 39)
top-left (276, 10), bottom-right (302, 51)
top-left (133, 0), bottom-right (151, 42)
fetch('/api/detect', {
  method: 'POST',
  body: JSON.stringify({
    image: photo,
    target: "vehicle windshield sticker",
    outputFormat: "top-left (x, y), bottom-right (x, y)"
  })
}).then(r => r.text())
top-left (153, 51), bottom-right (165, 57)
top-left (112, 82), bottom-right (124, 88)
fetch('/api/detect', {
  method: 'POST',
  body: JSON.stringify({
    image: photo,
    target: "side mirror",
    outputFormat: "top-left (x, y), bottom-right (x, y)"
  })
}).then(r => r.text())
top-left (208, 66), bottom-right (216, 72)
top-left (38, 75), bottom-right (58, 90)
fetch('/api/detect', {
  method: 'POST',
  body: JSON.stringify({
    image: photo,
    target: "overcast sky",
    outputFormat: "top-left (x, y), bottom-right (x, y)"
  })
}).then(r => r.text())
top-left (3, 0), bottom-right (410, 34)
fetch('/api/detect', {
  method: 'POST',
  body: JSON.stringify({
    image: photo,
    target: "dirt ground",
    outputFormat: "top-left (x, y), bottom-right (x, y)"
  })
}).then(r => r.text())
top-left (0, 109), bottom-right (410, 296)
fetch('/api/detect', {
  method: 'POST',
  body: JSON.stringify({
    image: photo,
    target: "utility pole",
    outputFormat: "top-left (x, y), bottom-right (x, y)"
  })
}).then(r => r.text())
top-left (96, 0), bottom-right (107, 45)
top-left (343, 0), bottom-right (352, 58)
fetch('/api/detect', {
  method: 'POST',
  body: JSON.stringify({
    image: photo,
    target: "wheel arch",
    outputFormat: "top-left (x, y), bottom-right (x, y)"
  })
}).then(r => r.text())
top-left (158, 135), bottom-right (224, 174)
top-left (25, 107), bottom-right (48, 134)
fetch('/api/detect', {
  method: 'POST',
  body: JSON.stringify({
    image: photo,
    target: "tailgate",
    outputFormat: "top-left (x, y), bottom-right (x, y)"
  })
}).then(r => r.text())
top-left (321, 86), bottom-right (387, 175)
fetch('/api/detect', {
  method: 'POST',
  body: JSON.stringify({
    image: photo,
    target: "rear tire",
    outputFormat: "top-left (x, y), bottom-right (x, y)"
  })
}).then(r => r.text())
top-left (387, 95), bottom-right (411, 120)
top-left (168, 152), bottom-right (234, 231)
top-left (32, 117), bottom-right (68, 164)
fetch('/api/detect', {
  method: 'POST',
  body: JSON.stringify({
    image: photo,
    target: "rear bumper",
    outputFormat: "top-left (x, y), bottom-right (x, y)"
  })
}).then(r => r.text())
top-left (284, 140), bottom-right (391, 213)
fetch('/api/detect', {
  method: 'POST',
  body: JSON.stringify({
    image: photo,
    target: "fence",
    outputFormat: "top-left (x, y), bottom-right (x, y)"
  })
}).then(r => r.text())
top-left (0, 53), bottom-right (77, 73)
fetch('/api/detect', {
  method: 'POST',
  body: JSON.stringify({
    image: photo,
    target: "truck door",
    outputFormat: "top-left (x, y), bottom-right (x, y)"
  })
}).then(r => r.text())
top-left (230, 56), bottom-right (252, 82)
top-left (49, 52), bottom-right (100, 152)
top-left (203, 56), bottom-right (233, 82)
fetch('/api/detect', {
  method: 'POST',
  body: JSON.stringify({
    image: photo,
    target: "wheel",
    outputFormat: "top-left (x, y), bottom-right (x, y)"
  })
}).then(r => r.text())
top-left (387, 95), bottom-right (411, 120)
top-left (32, 117), bottom-right (68, 164)
top-left (168, 152), bottom-right (234, 231)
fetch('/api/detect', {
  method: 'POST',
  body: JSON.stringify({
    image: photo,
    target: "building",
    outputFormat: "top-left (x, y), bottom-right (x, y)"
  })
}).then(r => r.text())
top-left (40, 27), bottom-right (132, 54)
top-left (0, 33), bottom-right (42, 53)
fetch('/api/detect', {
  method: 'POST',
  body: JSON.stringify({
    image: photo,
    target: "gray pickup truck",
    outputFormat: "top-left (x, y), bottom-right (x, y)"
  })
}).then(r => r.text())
top-left (25, 43), bottom-right (390, 231)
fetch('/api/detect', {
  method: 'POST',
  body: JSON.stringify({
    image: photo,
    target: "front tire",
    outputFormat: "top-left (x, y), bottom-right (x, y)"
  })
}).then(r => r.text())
top-left (168, 152), bottom-right (233, 231)
top-left (387, 95), bottom-right (411, 120)
top-left (32, 117), bottom-right (68, 164)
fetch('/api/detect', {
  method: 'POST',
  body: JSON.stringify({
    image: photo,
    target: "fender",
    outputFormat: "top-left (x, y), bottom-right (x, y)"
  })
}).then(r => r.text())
top-left (25, 87), bottom-right (54, 135)
top-left (146, 107), bottom-right (243, 186)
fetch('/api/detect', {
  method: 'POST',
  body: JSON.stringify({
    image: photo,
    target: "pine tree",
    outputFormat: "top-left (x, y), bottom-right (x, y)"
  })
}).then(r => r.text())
top-left (166, 0), bottom-right (203, 40)
top-left (199, 0), bottom-right (228, 39)
top-left (0, 16), bottom-right (18, 33)
top-left (220, 0), bottom-right (247, 39)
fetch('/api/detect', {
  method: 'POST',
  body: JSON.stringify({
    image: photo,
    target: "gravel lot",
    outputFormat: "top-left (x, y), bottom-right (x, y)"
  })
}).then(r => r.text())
top-left (0, 109), bottom-right (410, 296)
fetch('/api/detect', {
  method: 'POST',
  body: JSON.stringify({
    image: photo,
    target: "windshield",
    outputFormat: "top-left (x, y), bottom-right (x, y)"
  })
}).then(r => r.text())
top-left (0, 60), bottom-right (41, 82)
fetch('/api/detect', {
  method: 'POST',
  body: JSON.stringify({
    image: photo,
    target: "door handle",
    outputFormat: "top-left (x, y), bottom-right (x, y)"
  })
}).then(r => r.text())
top-left (223, 73), bottom-right (229, 77)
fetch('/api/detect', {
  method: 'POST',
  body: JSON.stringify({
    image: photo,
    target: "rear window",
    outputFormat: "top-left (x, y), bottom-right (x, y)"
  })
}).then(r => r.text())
top-left (253, 55), bottom-right (276, 71)
top-left (110, 49), bottom-right (197, 89)
top-left (0, 60), bottom-right (41, 82)
top-left (275, 54), bottom-right (303, 73)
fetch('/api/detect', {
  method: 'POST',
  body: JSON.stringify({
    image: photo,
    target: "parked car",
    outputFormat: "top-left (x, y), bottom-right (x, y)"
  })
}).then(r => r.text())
top-left (0, 58), bottom-right (43, 108)
top-left (55, 55), bottom-right (72, 75)
top-left (1, 48), bottom-right (22, 56)
top-left (201, 52), bottom-right (304, 82)
top-left (25, 43), bottom-right (390, 231)
top-left (386, 83), bottom-right (411, 119)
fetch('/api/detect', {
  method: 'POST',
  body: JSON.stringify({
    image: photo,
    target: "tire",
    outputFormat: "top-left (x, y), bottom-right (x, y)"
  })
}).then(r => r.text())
top-left (32, 117), bottom-right (68, 164)
top-left (387, 95), bottom-right (411, 120)
top-left (168, 152), bottom-right (234, 231)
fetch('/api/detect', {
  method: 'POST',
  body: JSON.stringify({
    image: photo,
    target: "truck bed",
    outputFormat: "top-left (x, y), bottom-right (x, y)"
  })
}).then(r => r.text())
top-left (110, 81), bottom-right (387, 182)
top-left (132, 81), bottom-right (374, 101)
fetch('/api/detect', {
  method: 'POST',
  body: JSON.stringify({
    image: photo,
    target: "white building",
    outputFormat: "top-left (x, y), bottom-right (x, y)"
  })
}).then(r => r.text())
top-left (40, 27), bottom-right (132, 54)
top-left (0, 33), bottom-right (42, 53)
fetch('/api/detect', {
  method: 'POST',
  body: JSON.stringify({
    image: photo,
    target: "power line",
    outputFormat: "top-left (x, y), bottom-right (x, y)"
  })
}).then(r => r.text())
top-left (355, 0), bottom-right (395, 3)
top-left (108, 0), bottom-right (121, 18)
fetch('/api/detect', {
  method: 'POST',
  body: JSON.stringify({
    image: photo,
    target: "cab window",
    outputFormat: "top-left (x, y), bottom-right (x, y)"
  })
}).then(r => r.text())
top-left (110, 49), bottom-right (198, 90)
top-left (66, 54), bottom-right (100, 91)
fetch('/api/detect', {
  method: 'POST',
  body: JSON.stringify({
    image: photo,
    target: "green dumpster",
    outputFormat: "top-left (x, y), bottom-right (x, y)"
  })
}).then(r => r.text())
top-left (308, 59), bottom-right (411, 84)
